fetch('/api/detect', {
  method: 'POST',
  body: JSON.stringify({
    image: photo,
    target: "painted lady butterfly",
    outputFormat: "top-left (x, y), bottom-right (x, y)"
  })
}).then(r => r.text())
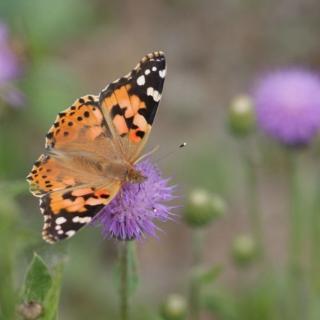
top-left (26, 51), bottom-right (166, 243)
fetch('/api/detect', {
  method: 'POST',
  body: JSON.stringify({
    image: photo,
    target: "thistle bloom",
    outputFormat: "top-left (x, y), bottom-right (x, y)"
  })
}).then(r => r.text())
top-left (254, 69), bottom-right (320, 146)
top-left (0, 22), bottom-right (24, 108)
top-left (92, 160), bottom-right (175, 240)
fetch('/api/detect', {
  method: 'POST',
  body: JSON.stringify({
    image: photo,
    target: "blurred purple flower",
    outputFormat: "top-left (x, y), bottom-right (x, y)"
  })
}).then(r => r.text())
top-left (254, 69), bottom-right (320, 146)
top-left (0, 22), bottom-right (24, 108)
top-left (92, 160), bottom-right (176, 241)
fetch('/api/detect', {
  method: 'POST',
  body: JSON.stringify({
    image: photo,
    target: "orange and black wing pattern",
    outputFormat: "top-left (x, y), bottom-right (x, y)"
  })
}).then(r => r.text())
top-left (45, 95), bottom-right (111, 150)
top-left (27, 153), bottom-right (120, 243)
top-left (26, 95), bottom-right (120, 243)
top-left (99, 51), bottom-right (166, 161)
top-left (39, 182), bottom-right (120, 243)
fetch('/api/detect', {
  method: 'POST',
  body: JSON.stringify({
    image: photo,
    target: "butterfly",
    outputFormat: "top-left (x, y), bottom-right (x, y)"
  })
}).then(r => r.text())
top-left (26, 51), bottom-right (166, 244)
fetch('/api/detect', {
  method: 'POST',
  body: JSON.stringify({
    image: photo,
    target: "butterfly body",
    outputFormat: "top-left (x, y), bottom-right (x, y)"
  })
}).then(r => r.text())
top-left (27, 51), bottom-right (166, 243)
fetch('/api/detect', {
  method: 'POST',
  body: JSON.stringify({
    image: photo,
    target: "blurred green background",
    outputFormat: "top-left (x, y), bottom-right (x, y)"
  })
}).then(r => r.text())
top-left (1, 0), bottom-right (320, 319)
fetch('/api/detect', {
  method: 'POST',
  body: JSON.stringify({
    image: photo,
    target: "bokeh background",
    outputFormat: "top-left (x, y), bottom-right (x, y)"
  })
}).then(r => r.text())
top-left (2, 0), bottom-right (320, 319)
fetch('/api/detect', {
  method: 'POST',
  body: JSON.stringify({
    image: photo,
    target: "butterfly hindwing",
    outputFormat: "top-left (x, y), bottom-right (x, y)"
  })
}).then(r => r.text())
top-left (40, 183), bottom-right (121, 243)
top-left (99, 51), bottom-right (166, 161)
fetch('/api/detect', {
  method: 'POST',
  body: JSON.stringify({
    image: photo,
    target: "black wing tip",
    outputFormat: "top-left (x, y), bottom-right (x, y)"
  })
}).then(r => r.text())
top-left (99, 51), bottom-right (166, 102)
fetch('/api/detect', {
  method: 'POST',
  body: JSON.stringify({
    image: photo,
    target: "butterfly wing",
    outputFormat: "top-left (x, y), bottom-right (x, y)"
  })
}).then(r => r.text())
top-left (27, 96), bottom-right (122, 243)
top-left (45, 95), bottom-right (111, 149)
top-left (99, 51), bottom-right (166, 162)
top-left (39, 182), bottom-right (120, 243)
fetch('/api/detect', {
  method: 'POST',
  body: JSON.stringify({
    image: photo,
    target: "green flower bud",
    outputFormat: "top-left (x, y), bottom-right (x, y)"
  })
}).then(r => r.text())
top-left (232, 234), bottom-right (257, 267)
top-left (228, 95), bottom-right (255, 137)
top-left (184, 189), bottom-right (226, 228)
top-left (161, 294), bottom-right (187, 320)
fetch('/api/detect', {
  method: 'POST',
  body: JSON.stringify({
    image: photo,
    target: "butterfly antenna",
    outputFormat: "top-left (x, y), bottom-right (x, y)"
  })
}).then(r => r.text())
top-left (135, 145), bottom-right (160, 163)
top-left (155, 142), bottom-right (187, 163)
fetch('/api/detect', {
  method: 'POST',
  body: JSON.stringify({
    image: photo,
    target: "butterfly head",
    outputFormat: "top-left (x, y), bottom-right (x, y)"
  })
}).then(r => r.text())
top-left (126, 167), bottom-right (146, 184)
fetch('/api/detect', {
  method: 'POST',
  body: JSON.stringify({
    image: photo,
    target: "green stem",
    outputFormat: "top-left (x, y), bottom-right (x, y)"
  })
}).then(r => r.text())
top-left (287, 149), bottom-right (305, 320)
top-left (242, 140), bottom-right (264, 258)
top-left (189, 229), bottom-right (204, 320)
top-left (119, 242), bottom-right (129, 320)
top-left (311, 167), bottom-right (320, 293)
top-left (287, 150), bottom-right (303, 277)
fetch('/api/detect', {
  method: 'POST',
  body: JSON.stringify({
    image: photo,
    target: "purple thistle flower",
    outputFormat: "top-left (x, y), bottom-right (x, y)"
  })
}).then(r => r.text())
top-left (0, 23), bottom-right (20, 84)
top-left (92, 160), bottom-right (176, 241)
top-left (0, 22), bottom-right (24, 108)
top-left (253, 69), bottom-right (320, 146)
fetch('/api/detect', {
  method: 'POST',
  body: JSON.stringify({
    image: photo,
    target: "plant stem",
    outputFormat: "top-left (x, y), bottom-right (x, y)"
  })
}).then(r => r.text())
top-left (242, 140), bottom-right (264, 259)
top-left (119, 242), bottom-right (129, 320)
top-left (287, 149), bottom-right (304, 320)
top-left (287, 150), bottom-right (303, 277)
top-left (189, 229), bottom-right (204, 320)
top-left (311, 169), bottom-right (320, 291)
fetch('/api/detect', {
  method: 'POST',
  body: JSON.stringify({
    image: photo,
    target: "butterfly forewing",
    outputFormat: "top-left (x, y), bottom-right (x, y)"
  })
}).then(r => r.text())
top-left (99, 51), bottom-right (166, 162)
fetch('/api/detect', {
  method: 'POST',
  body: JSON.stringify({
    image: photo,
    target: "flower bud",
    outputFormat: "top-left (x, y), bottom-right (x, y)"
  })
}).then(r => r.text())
top-left (161, 294), bottom-right (187, 320)
top-left (184, 189), bottom-right (226, 228)
top-left (17, 301), bottom-right (43, 320)
top-left (228, 95), bottom-right (255, 137)
top-left (232, 234), bottom-right (257, 267)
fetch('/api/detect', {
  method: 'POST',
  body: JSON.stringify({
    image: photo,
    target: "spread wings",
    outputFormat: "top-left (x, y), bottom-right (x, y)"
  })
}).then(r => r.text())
top-left (27, 51), bottom-right (166, 243)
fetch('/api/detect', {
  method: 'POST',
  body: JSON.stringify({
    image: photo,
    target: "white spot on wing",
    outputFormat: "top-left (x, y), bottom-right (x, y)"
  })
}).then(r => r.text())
top-left (66, 230), bottom-right (76, 238)
top-left (137, 75), bottom-right (145, 86)
top-left (159, 69), bottom-right (166, 78)
top-left (147, 87), bottom-right (154, 96)
top-left (153, 90), bottom-right (161, 102)
top-left (145, 69), bottom-right (151, 75)
top-left (147, 87), bottom-right (161, 102)
top-left (56, 217), bottom-right (67, 225)
top-left (72, 216), bottom-right (92, 224)
top-left (152, 66), bottom-right (157, 71)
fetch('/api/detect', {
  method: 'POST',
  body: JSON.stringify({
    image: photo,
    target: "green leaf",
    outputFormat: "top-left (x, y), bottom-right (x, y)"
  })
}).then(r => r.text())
top-left (20, 253), bottom-right (64, 320)
top-left (23, 253), bottom-right (52, 303)
top-left (42, 262), bottom-right (64, 320)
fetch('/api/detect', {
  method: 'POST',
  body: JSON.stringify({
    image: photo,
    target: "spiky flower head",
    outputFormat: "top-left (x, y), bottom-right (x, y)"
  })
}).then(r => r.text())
top-left (92, 160), bottom-right (175, 241)
top-left (254, 69), bottom-right (320, 146)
